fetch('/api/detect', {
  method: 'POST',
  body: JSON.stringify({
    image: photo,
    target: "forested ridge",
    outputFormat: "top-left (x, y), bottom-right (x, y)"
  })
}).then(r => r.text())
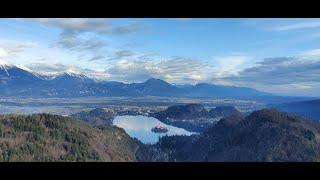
top-left (0, 114), bottom-right (139, 162)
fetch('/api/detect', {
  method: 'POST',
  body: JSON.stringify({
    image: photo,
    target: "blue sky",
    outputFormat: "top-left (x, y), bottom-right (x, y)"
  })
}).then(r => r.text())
top-left (1, 18), bottom-right (320, 96)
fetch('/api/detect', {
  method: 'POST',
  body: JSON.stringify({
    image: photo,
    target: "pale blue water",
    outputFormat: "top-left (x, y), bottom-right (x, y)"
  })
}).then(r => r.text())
top-left (113, 115), bottom-right (196, 144)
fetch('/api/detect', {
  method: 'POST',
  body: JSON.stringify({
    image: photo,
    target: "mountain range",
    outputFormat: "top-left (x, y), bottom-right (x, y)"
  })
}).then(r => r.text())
top-left (0, 63), bottom-right (271, 99)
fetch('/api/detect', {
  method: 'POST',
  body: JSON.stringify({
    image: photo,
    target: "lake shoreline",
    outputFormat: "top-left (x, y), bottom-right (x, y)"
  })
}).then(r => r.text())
top-left (113, 115), bottom-right (197, 144)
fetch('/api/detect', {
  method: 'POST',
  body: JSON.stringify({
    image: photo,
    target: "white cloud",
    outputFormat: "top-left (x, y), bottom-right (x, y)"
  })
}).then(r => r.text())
top-left (213, 55), bottom-right (249, 77)
top-left (271, 20), bottom-right (320, 31)
top-left (54, 30), bottom-right (107, 51)
top-left (291, 84), bottom-right (313, 90)
top-left (0, 48), bottom-right (8, 58)
top-left (27, 63), bottom-right (81, 76)
top-left (260, 83), bottom-right (315, 96)
top-left (107, 58), bottom-right (210, 84)
top-left (28, 18), bottom-right (144, 35)
top-left (26, 18), bottom-right (145, 61)
top-left (29, 18), bottom-right (110, 33)
top-left (0, 41), bottom-right (36, 59)
top-left (88, 55), bottom-right (106, 62)
top-left (106, 49), bottom-right (136, 61)
top-left (216, 55), bottom-right (320, 96)
top-left (26, 62), bottom-right (111, 80)
top-left (300, 48), bottom-right (320, 58)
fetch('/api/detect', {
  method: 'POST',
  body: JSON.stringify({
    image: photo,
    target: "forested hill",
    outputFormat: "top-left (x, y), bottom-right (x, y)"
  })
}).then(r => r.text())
top-left (144, 109), bottom-right (320, 162)
top-left (0, 114), bottom-right (140, 162)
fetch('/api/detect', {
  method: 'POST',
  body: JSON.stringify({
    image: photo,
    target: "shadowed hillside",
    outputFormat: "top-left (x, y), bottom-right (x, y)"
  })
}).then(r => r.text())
top-left (146, 109), bottom-right (320, 162)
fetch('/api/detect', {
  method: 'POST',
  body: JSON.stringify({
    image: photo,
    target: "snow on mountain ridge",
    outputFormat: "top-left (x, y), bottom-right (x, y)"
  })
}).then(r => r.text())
top-left (16, 64), bottom-right (33, 73)
top-left (55, 69), bottom-right (89, 79)
top-left (0, 59), bottom-right (45, 78)
top-left (0, 60), bottom-right (90, 80)
top-left (0, 59), bottom-right (13, 76)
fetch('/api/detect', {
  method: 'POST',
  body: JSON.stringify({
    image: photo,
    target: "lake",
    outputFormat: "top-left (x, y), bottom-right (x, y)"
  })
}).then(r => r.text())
top-left (113, 115), bottom-right (197, 144)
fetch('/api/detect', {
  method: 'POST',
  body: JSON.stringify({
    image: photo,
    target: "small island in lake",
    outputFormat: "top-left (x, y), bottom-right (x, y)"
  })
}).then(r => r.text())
top-left (151, 124), bottom-right (169, 133)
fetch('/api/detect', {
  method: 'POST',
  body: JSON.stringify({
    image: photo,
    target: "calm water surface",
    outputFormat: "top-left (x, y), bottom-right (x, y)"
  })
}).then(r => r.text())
top-left (113, 115), bottom-right (196, 144)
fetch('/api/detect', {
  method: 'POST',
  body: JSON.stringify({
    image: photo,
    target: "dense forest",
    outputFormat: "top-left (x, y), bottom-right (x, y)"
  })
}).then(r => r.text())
top-left (1, 108), bottom-right (320, 162)
top-left (0, 114), bottom-right (140, 162)
top-left (143, 109), bottom-right (320, 162)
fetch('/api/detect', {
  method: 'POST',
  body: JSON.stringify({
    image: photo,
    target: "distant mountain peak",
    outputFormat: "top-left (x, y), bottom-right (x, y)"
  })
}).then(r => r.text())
top-left (145, 78), bottom-right (168, 83)
top-left (0, 59), bottom-right (13, 76)
top-left (0, 59), bottom-right (12, 66)
top-left (0, 60), bottom-right (43, 78)
top-left (57, 70), bottom-right (88, 79)
top-left (143, 78), bottom-right (174, 87)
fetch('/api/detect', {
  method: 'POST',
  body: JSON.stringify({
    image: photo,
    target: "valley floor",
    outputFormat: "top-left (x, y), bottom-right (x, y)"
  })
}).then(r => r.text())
top-left (0, 96), bottom-right (265, 116)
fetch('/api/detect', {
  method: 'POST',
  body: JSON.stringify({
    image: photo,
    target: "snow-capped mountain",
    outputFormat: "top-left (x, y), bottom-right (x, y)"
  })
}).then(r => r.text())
top-left (0, 60), bottom-right (97, 97)
top-left (0, 60), bottom-right (272, 99)
top-left (0, 59), bottom-right (14, 76)
top-left (51, 71), bottom-right (94, 84)
top-left (1, 59), bottom-right (44, 78)
top-left (0, 60), bottom-right (46, 96)
top-left (0, 61), bottom-right (43, 84)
